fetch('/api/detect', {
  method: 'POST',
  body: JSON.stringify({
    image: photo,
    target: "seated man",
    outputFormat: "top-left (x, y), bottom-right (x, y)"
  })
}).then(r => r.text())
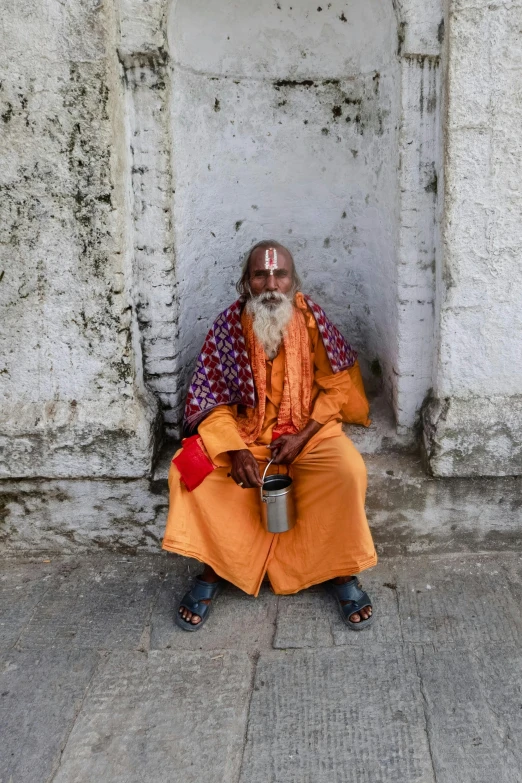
top-left (162, 240), bottom-right (377, 631)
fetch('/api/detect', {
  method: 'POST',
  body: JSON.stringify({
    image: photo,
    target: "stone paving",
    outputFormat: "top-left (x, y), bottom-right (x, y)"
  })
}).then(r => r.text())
top-left (1, 551), bottom-right (521, 783)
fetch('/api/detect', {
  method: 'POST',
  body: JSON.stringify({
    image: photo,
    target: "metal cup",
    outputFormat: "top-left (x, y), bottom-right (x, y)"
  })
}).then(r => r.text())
top-left (260, 459), bottom-right (297, 534)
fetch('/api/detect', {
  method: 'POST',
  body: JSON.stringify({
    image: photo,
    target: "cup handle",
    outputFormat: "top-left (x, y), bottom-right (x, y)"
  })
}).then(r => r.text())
top-left (260, 458), bottom-right (274, 504)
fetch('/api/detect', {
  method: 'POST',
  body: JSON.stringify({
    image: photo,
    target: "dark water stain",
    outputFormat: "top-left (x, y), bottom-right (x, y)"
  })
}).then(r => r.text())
top-left (425, 172), bottom-right (438, 194)
top-left (2, 103), bottom-right (13, 123)
top-left (370, 359), bottom-right (382, 378)
top-left (274, 79), bottom-right (314, 89)
top-left (397, 21), bottom-right (406, 56)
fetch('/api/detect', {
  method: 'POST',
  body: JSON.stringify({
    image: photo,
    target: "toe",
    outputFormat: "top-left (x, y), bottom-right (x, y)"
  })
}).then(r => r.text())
top-left (191, 614), bottom-right (201, 625)
top-left (350, 612), bottom-right (361, 623)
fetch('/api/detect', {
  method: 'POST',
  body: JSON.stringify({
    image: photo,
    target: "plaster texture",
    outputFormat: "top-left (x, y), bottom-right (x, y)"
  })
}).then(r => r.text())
top-left (424, 0), bottom-right (522, 474)
top-left (2, 551), bottom-right (521, 783)
top-left (0, 0), bottom-right (160, 479)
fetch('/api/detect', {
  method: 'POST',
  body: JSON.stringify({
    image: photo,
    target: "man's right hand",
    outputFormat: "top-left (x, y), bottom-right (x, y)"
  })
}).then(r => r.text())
top-left (228, 449), bottom-right (263, 488)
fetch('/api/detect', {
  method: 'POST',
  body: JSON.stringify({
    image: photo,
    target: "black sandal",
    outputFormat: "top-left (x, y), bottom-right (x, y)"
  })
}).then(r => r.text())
top-left (175, 576), bottom-right (224, 632)
top-left (327, 577), bottom-right (374, 631)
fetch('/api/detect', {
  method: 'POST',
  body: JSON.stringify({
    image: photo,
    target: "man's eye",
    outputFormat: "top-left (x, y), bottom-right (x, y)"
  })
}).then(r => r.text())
top-left (254, 271), bottom-right (267, 277)
top-left (275, 270), bottom-right (289, 278)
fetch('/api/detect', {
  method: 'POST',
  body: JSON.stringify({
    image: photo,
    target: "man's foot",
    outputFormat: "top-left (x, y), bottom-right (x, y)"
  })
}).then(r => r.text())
top-left (333, 576), bottom-right (372, 623)
top-left (178, 565), bottom-right (220, 627)
top-left (328, 576), bottom-right (374, 630)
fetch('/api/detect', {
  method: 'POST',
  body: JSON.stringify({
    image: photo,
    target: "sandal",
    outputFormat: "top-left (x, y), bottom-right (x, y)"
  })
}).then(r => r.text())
top-left (175, 576), bottom-right (224, 632)
top-left (327, 577), bottom-right (374, 631)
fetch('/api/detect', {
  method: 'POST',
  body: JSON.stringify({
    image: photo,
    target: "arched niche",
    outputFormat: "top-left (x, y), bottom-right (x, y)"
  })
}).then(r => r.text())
top-left (118, 0), bottom-right (443, 436)
top-left (167, 0), bottom-right (401, 402)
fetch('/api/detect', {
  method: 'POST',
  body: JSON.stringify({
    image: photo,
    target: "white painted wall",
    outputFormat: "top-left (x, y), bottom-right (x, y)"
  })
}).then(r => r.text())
top-left (421, 0), bottom-right (522, 476)
top-left (167, 0), bottom-right (401, 418)
top-left (438, 0), bottom-right (522, 399)
top-left (3, 0), bottom-right (519, 483)
top-left (0, 0), bottom-right (159, 478)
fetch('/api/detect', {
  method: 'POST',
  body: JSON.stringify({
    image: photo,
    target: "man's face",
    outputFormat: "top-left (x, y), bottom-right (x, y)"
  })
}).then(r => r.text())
top-left (248, 247), bottom-right (294, 304)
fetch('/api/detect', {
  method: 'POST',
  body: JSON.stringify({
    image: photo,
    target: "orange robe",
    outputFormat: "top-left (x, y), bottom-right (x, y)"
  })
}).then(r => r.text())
top-left (162, 305), bottom-right (377, 596)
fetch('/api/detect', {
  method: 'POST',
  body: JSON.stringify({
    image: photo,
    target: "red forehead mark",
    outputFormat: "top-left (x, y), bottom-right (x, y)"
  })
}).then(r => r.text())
top-left (264, 248), bottom-right (278, 273)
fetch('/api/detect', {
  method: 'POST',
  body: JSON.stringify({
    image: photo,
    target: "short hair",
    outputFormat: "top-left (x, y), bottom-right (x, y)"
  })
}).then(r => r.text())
top-left (236, 240), bottom-right (302, 298)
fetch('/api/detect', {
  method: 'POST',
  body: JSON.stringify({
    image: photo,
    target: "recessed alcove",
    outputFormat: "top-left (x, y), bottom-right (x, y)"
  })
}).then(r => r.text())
top-left (167, 0), bottom-right (400, 409)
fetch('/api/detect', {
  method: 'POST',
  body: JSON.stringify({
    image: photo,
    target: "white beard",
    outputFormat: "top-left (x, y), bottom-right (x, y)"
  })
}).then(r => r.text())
top-left (245, 292), bottom-right (294, 360)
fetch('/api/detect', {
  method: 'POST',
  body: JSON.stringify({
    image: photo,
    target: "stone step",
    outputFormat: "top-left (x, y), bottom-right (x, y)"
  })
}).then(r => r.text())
top-left (2, 446), bottom-right (519, 557)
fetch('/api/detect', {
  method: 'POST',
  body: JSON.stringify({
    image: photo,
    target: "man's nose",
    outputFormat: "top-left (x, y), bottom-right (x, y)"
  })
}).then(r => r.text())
top-left (266, 273), bottom-right (278, 290)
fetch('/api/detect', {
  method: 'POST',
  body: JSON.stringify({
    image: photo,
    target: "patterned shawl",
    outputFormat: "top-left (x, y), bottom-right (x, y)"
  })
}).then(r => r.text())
top-left (183, 293), bottom-right (358, 434)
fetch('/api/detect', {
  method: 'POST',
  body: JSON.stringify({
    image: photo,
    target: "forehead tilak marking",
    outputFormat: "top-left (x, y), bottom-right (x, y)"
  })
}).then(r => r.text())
top-left (264, 247), bottom-right (278, 274)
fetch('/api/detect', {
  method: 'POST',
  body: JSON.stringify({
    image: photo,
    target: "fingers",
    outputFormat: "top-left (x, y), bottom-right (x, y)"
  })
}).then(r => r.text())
top-left (248, 458), bottom-right (263, 486)
top-left (244, 460), bottom-right (263, 488)
top-left (271, 445), bottom-right (294, 464)
top-left (231, 455), bottom-right (262, 488)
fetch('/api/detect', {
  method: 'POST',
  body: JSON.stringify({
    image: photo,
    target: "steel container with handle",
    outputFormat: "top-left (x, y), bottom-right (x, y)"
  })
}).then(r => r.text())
top-left (260, 459), bottom-right (297, 534)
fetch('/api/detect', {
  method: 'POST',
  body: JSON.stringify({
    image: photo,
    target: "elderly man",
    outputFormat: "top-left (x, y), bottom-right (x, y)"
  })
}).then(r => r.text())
top-left (163, 240), bottom-right (377, 631)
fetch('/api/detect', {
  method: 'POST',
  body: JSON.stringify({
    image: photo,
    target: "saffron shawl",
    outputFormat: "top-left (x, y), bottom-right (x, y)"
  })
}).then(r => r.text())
top-left (236, 303), bottom-right (313, 444)
top-left (183, 293), bottom-right (358, 434)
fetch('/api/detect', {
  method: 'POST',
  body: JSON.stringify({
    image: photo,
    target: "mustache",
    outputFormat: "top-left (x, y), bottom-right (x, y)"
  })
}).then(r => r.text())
top-left (258, 292), bottom-right (289, 304)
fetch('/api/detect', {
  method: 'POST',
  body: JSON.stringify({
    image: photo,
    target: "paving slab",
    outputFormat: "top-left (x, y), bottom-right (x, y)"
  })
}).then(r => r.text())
top-left (273, 589), bottom-right (336, 648)
top-left (240, 646), bottom-right (436, 783)
top-left (0, 559), bottom-right (57, 649)
top-left (16, 556), bottom-right (163, 650)
top-left (395, 553), bottom-right (522, 644)
top-left (0, 647), bottom-right (101, 783)
top-left (273, 564), bottom-right (402, 649)
top-left (151, 560), bottom-right (278, 650)
top-left (415, 642), bottom-right (522, 783)
top-left (52, 650), bottom-right (253, 783)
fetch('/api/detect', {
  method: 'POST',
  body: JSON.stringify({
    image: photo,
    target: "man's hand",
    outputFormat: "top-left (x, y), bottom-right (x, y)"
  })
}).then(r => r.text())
top-left (228, 449), bottom-right (263, 488)
top-left (269, 419), bottom-right (322, 464)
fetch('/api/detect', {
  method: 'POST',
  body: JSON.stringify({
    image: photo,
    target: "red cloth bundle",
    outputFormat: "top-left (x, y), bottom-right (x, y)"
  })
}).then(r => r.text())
top-left (172, 435), bottom-right (215, 492)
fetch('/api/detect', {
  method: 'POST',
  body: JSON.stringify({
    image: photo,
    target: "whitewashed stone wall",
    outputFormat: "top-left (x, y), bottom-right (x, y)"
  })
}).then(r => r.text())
top-left (0, 0), bottom-right (161, 480)
top-left (422, 0), bottom-right (522, 476)
top-left (1, 0), bottom-right (521, 502)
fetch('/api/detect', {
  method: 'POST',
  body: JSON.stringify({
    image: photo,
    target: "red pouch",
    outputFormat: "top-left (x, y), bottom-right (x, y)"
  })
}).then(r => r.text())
top-left (172, 435), bottom-right (215, 491)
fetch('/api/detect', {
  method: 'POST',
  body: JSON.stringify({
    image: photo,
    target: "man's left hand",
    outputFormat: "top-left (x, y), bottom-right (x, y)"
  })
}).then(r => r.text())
top-left (268, 419), bottom-right (322, 464)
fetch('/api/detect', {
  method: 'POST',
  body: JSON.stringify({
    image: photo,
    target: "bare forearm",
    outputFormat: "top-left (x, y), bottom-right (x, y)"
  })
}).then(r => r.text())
top-left (298, 418), bottom-right (322, 442)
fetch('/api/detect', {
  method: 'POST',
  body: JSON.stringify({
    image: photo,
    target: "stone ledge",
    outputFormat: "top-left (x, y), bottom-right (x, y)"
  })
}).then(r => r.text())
top-left (1, 451), bottom-right (520, 557)
top-left (422, 394), bottom-right (522, 477)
